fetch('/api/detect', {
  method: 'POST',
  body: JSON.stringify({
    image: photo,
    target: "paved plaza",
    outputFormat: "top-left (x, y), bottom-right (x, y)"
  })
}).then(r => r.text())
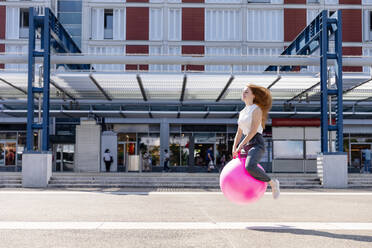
top-left (0, 188), bottom-right (371, 248)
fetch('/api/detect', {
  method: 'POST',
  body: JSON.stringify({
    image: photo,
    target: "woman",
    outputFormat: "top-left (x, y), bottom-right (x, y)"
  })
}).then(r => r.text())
top-left (233, 84), bottom-right (280, 199)
top-left (103, 149), bottom-right (113, 172)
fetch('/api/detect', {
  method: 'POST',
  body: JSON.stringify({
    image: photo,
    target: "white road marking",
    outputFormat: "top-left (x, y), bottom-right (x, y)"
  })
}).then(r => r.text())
top-left (0, 222), bottom-right (371, 230)
top-left (0, 191), bottom-right (372, 196)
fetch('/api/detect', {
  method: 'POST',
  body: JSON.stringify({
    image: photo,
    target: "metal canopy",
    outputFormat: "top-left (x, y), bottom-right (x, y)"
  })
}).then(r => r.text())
top-left (0, 71), bottom-right (371, 102)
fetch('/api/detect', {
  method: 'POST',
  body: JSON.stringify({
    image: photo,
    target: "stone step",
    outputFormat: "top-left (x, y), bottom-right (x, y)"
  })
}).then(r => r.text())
top-left (0, 180), bottom-right (22, 184)
top-left (0, 177), bottom-right (22, 179)
top-left (348, 180), bottom-right (372, 183)
top-left (48, 184), bottom-right (322, 189)
top-left (48, 180), bottom-right (320, 185)
top-left (48, 180), bottom-right (320, 186)
top-left (0, 184), bottom-right (22, 188)
top-left (48, 183), bottom-right (221, 188)
top-left (51, 173), bottom-right (319, 177)
top-left (348, 185), bottom-right (372, 188)
top-left (49, 177), bottom-right (319, 181)
top-left (50, 177), bottom-right (219, 181)
top-left (348, 181), bottom-right (372, 184)
top-left (50, 176), bottom-right (319, 180)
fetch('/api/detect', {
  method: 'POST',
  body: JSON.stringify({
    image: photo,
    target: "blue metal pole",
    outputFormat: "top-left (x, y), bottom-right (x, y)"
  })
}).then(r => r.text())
top-left (42, 8), bottom-right (51, 151)
top-left (26, 7), bottom-right (35, 151)
top-left (335, 10), bottom-right (343, 152)
top-left (320, 10), bottom-right (329, 153)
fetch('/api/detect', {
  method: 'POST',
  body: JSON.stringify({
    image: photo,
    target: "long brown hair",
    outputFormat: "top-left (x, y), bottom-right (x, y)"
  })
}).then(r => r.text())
top-left (248, 84), bottom-right (272, 129)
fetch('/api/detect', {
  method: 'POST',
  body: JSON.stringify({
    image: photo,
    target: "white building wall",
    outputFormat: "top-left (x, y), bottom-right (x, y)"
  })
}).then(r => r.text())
top-left (205, 47), bottom-right (242, 72)
top-left (113, 8), bottom-right (126, 41)
top-left (246, 47), bottom-right (282, 72)
top-left (150, 8), bottom-right (163, 41)
top-left (149, 45), bottom-right (181, 72)
top-left (5, 44), bottom-right (28, 71)
top-left (246, 9), bottom-right (283, 42)
top-left (6, 7), bottom-right (20, 40)
top-left (91, 8), bottom-right (104, 40)
top-left (168, 8), bottom-right (181, 41)
top-left (363, 48), bottom-right (372, 74)
top-left (89, 46), bottom-right (125, 71)
top-left (325, 0), bottom-right (338, 4)
top-left (205, 9), bottom-right (242, 41)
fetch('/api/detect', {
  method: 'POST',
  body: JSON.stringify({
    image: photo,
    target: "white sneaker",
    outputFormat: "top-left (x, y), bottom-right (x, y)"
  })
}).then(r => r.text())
top-left (271, 179), bottom-right (280, 200)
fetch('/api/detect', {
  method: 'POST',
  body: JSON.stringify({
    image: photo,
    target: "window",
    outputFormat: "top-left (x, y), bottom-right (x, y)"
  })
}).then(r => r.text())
top-left (273, 141), bottom-right (304, 159)
top-left (246, 9), bottom-right (283, 42)
top-left (205, 47), bottom-right (242, 72)
top-left (19, 8), bottom-right (29, 38)
top-left (104, 9), bottom-right (113, 39)
top-left (168, 8), bottom-right (181, 41)
top-left (205, 9), bottom-right (242, 41)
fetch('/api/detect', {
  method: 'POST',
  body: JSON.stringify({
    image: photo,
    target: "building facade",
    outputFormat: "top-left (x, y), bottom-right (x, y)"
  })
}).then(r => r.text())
top-left (0, 0), bottom-right (371, 173)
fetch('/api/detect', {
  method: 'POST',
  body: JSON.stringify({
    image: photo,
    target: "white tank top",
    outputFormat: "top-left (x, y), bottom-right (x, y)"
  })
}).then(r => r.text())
top-left (237, 104), bottom-right (263, 135)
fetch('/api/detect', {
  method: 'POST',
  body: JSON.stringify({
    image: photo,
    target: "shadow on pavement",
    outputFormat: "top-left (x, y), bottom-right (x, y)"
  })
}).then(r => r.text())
top-left (251, 228), bottom-right (372, 243)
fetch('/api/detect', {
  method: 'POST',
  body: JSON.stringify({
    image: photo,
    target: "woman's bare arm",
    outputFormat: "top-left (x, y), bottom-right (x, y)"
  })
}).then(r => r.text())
top-left (236, 107), bottom-right (262, 151)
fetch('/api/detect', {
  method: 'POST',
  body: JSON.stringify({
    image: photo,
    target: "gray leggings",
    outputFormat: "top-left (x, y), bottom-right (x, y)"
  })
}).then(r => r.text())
top-left (242, 133), bottom-right (271, 183)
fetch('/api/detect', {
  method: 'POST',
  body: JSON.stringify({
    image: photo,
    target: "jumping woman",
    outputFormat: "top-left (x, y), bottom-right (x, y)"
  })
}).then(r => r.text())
top-left (233, 84), bottom-right (280, 199)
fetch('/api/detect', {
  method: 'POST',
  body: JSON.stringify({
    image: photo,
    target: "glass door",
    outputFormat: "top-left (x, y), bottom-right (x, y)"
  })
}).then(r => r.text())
top-left (194, 143), bottom-right (216, 171)
top-left (117, 143), bottom-right (124, 172)
top-left (118, 142), bottom-right (136, 172)
top-left (350, 143), bottom-right (371, 172)
top-left (54, 144), bottom-right (75, 172)
top-left (5, 142), bottom-right (16, 166)
top-left (0, 143), bottom-right (4, 166)
top-left (0, 141), bottom-right (17, 168)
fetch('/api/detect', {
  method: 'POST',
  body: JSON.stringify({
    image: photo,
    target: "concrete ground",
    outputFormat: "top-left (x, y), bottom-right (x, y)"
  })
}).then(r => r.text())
top-left (0, 188), bottom-right (372, 248)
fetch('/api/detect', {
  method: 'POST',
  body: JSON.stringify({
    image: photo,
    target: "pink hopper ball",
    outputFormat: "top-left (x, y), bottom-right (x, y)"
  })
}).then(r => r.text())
top-left (219, 153), bottom-right (268, 204)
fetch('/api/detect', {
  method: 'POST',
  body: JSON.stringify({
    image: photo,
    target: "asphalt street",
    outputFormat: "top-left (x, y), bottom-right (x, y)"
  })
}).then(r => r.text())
top-left (0, 188), bottom-right (371, 248)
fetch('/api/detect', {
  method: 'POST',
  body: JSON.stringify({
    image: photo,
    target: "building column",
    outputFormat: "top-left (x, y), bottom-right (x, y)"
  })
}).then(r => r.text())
top-left (188, 134), bottom-right (195, 172)
top-left (160, 119), bottom-right (169, 169)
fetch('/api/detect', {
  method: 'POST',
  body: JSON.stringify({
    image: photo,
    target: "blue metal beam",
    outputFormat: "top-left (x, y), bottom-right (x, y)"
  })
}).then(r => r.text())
top-left (266, 10), bottom-right (343, 154)
top-left (26, 7), bottom-right (91, 152)
top-left (335, 10), bottom-right (343, 153)
top-left (26, 7), bottom-right (36, 151)
top-left (47, 10), bottom-right (90, 70)
top-left (265, 11), bottom-right (337, 72)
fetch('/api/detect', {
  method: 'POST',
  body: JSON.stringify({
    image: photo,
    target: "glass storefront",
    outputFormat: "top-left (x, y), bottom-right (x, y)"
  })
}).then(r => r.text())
top-left (169, 133), bottom-right (189, 167)
top-left (53, 144), bottom-right (75, 172)
top-left (346, 133), bottom-right (372, 172)
top-left (138, 133), bottom-right (160, 168)
top-left (11, 124), bottom-right (372, 174)
top-left (0, 131), bottom-right (26, 171)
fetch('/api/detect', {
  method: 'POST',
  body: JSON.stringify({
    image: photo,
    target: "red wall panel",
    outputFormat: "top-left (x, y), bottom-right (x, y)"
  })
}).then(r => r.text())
top-left (272, 118), bottom-right (321, 127)
top-left (0, 6), bottom-right (5, 40)
top-left (182, 8), bottom-right (204, 41)
top-left (126, 7), bottom-right (149, 41)
top-left (284, 9), bottom-right (306, 42)
top-left (342, 9), bottom-right (362, 42)
top-left (182, 46), bottom-right (204, 71)
top-left (343, 47), bottom-right (362, 72)
top-left (0, 44), bottom-right (4, 69)
top-left (182, 0), bottom-right (204, 3)
top-left (284, 0), bottom-right (306, 4)
top-left (339, 0), bottom-right (361, 4)
top-left (126, 45), bottom-right (149, 71)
